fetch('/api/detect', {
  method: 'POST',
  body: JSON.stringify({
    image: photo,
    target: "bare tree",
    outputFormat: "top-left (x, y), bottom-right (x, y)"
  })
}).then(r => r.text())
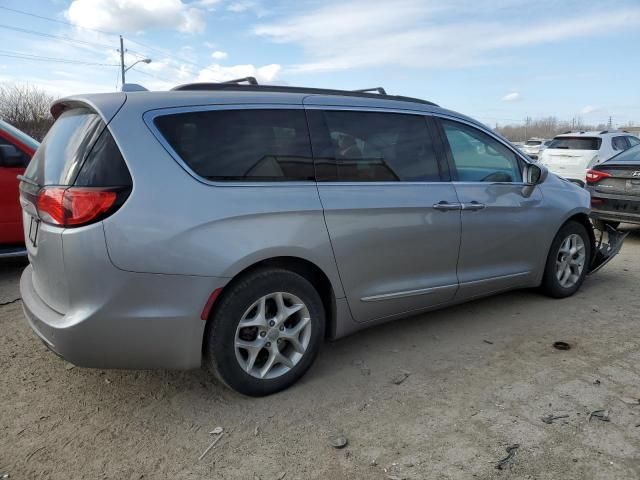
top-left (0, 83), bottom-right (56, 141)
top-left (496, 116), bottom-right (609, 142)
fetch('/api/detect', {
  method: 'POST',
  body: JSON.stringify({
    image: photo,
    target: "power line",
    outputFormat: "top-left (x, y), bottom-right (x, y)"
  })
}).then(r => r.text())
top-left (130, 67), bottom-right (174, 84)
top-left (0, 5), bottom-right (119, 37)
top-left (0, 5), bottom-right (217, 83)
top-left (0, 50), bottom-right (119, 67)
top-left (0, 23), bottom-right (115, 50)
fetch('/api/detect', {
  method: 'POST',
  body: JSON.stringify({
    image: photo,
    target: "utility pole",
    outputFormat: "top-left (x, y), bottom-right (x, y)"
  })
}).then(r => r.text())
top-left (117, 36), bottom-right (151, 90)
top-left (607, 116), bottom-right (613, 129)
top-left (119, 35), bottom-right (125, 87)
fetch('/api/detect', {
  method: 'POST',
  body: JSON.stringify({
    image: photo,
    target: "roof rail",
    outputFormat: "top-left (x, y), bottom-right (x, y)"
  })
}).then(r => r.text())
top-left (170, 83), bottom-right (438, 106)
top-left (352, 87), bottom-right (387, 95)
top-left (220, 76), bottom-right (258, 85)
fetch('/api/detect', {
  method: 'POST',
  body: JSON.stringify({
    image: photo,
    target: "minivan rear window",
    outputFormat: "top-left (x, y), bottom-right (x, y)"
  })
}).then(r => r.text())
top-left (153, 109), bottom-right (314, 181)
top-left (547, 137), bottom-right (601, 150)
top-left (24, 108), bottom-right (104, 185)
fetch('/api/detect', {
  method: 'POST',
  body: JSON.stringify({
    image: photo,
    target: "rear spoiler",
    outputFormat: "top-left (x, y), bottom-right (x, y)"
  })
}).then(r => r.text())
top-left (589, 224), bottom-right (628, 274)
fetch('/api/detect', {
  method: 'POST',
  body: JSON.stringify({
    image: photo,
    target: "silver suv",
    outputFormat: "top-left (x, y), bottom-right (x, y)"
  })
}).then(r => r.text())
top-left (19, 80), bottom-right (623, 396)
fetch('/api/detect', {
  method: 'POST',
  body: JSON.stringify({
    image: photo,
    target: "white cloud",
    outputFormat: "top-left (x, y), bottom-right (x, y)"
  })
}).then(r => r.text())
top-left (581, 105), bottom-right (602, 115)
top-left (502, 91), bottom-right (521, 102)
top-left (197, 63), bottom-right (281, 83)
top-left (255, 1), bottom-right (640, 73)
top-left (211, 50), bottom-right (228, 60)
top-left (227, 2), bottom-right (251, 13)
top-left (66, 0), bottom-right (207, 34)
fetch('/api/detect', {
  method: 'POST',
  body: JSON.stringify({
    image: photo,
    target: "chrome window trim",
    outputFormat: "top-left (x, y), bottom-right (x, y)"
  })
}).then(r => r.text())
top-left (303, 104), bottom-right (435, 116)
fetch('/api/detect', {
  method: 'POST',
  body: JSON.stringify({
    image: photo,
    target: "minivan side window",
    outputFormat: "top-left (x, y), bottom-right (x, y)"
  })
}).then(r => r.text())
top-left (154, 109), bottom-right (314, 181)
top-left (307, 110), bottom-right (441, 182)
top-left (440, 119), bottom-right (522, 183)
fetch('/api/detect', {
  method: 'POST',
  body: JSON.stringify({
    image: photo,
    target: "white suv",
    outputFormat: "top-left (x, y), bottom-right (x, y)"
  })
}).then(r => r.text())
top-left (521, 137), bottom-right (551, 160)
top-left (539, 130), bottom-right (640, 186)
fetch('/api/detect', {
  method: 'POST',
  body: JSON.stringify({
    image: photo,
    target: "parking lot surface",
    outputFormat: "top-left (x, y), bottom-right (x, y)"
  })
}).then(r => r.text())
top-left (1, 227), bottom-right (640, 479)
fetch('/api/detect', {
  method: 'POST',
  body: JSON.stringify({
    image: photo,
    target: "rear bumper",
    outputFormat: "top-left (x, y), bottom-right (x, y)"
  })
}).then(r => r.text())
top-left (592, 210), bottom-right (640, 225)
top-left (20, 264), bottom-right (227, 369)
top-left (591, 197), bottom-right (640, 225)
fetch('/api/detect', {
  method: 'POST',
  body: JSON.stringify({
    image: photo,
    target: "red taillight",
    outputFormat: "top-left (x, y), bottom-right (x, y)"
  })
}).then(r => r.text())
top-left (36, 187), bottom-right (66, 225)
top-left (585, 169), bottom-right (611, 184)
top-left (36, 187), bottom-right (119, 227)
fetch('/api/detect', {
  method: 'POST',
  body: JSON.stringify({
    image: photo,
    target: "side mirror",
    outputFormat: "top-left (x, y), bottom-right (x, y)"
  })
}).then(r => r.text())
top-left (0, 144), bottom-right (24, 168)
top-left (524, 162), bottom-right (546, 185)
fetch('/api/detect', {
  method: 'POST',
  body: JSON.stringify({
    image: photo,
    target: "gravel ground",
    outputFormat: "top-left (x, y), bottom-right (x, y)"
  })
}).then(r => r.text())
top-left (1, 227), bottom-right (640, 480)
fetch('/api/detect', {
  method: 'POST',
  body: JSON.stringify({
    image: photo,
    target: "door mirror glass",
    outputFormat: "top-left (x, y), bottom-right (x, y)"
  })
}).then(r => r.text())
top-left (525, 163), bottom-right (543, 185)
top-left (0, 144), bottom-right (23, 167)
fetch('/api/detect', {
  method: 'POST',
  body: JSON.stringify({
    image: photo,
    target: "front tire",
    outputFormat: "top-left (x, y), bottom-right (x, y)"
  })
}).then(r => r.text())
top-left (204, 268), bottom-right (325, 396)
top-left (541, 221), bottom-right (591, 298)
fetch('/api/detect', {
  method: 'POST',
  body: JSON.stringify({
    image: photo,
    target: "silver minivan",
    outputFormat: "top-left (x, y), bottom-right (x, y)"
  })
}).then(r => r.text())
top-left (18, 81), bottom-right (623, 396)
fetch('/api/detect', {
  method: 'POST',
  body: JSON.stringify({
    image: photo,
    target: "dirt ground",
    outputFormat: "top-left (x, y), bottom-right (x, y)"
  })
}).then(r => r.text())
top-left (1, 227), bottom-right (640, 480)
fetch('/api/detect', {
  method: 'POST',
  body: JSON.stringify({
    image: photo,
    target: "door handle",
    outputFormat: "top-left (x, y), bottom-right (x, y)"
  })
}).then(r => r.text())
top-left (462, 201), bottom-right (486, 211)
top-left (433, 201), bottom-right (462, 211)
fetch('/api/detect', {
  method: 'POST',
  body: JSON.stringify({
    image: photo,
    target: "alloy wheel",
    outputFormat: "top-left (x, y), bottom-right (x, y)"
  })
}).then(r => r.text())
top-left (234, 292), bottom-right (312, 379)
top-left (555, 233), bottom-right (586, 288)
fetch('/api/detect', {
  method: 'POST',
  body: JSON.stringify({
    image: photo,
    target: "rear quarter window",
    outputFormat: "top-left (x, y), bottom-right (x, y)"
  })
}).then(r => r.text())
top-left (153, 109), bottom-right (314, 182)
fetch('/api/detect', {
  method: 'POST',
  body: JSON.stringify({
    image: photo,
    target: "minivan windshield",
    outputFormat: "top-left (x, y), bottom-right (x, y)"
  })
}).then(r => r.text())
top-left (547, 137), bottom-right (601, 150)
top-left (23, 108), bottom-right (105, 185)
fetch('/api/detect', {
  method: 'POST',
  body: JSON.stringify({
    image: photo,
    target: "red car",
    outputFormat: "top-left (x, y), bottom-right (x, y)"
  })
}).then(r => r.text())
top-left (0, 119), bottom-right (38, 257)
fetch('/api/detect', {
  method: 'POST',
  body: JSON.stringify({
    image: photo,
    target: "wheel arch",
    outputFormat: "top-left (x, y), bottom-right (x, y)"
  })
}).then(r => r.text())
top-left (202, 256), bottom-right (338, 354)
top-left (564, 212), bottom-right (596, 259)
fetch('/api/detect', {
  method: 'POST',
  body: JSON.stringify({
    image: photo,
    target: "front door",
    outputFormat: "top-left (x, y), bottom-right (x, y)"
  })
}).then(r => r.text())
top-left (306, 107), bottom-right (461, 323)
top-left (434, 117), bottom-right (546, 299)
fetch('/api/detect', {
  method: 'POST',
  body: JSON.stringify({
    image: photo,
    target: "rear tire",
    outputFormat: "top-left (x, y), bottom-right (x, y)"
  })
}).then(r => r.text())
top-left (541, 221), bottom-right (591, 298)
top-left (203, 268), bottom-right (325, 396)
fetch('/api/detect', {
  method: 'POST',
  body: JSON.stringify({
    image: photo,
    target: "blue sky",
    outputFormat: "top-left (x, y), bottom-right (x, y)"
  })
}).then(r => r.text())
top-left (0, 0), bottom-right (639, 127)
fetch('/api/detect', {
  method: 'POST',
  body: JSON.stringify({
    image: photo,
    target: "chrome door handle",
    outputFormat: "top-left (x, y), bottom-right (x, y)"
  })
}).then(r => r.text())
top-left (433, 201), bottom-right (462, 211)
top-left (462, 201), bottom-right (486, 211)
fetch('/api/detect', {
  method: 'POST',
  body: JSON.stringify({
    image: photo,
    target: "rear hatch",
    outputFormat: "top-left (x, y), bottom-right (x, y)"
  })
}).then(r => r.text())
top-left (592, 163), bottom-right (640, 197)
top-left (19, 101), bottom-right (129, 313)
top-left (541, 137), bottom-right (601, 179)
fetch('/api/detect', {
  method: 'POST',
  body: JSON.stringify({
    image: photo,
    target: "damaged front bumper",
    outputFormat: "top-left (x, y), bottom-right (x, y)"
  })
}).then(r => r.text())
top-left (589, 224), bottom-right (628, 274)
